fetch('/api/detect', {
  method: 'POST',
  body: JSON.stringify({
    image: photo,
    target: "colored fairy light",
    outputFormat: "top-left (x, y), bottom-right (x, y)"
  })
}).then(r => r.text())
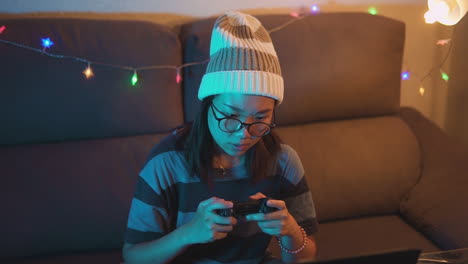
top-left (402, 71), bottom-right (410, 80)
top-left (368, 7), bottom-right (378, 15)
top-left (41, 37), bottom-right (54, 49)
top-left (131, 70), bottom-right (138, 86)
top-left (83, 64), bottom-right (94, 79)
top-left (0, 25), bottom-right (5, 34)
top-left (437, 39), bottom-right (451, 45)
top-left (419, 86), bottom-right (426, 96)
top-left (176, 68), bottom-right (182, 84)
top-left (311, 5), bottom-right (320, 14)
top-left (290, 12), bottom-right (300, 18)
top-left (441, 70), bottom-right (450, 81)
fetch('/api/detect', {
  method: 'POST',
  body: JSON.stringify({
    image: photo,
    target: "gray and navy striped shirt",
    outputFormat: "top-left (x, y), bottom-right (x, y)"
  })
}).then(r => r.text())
top-left (124, 132), bottom-right (318, 263)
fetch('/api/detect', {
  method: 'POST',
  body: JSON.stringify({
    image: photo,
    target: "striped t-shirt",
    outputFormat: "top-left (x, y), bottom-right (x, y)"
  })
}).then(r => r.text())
top-left (124, 131), bottom-right (318, 263)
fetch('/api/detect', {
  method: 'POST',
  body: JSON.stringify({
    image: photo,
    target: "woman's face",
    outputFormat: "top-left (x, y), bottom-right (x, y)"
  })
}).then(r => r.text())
top-left (208, 93), bottom-right (275, 158)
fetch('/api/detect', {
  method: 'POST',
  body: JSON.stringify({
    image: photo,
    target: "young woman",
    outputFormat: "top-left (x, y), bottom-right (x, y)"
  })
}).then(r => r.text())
top-left (123, 11), bottom-right (318, 264)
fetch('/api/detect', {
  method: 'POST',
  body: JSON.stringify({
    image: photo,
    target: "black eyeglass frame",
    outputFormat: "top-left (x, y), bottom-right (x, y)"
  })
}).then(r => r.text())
top-left (210, 103), bottom-right (277, 137)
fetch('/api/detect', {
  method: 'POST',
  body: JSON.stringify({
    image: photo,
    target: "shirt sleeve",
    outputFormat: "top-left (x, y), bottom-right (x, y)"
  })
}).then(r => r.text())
top-left (124, 156), bottom-right (174, 244)
top-left (277, 144), bottom-right (319, 235)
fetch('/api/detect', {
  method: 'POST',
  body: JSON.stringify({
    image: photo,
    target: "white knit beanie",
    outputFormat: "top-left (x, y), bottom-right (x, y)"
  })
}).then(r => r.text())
top-left (198, 11), bottom-right (284, 104)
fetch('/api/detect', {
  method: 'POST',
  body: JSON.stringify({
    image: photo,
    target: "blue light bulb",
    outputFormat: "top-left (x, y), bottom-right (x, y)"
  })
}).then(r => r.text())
top-left (41, 37), bottom-right (54, 48)
top-left (402, 71), bottom-right (410, 80)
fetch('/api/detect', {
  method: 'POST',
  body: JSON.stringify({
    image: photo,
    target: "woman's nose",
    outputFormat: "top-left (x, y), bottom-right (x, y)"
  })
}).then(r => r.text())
top-left (234, 124), bottom-right (252, 139)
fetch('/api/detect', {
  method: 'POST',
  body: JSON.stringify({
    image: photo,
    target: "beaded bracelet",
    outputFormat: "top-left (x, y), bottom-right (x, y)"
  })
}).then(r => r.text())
top-left (276, 226), bottom-right (308, 254)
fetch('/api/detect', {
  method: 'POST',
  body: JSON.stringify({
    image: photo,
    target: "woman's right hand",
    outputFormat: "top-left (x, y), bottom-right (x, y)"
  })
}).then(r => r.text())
top-left (183, 197), bottom-right (237, 245)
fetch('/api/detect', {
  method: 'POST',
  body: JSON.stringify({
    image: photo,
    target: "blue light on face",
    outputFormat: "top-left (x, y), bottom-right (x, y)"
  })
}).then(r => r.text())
top-left (41, 38), bottom-right (54, 49)
top-left (402, 71), bottom-right (410, 80)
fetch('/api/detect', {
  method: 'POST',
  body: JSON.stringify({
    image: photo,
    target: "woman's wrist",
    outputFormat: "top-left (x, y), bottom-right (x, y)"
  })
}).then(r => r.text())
top-left (177, 223), bottom-right (198, 246)
top-left (276, 220), bottom-right (308, 254)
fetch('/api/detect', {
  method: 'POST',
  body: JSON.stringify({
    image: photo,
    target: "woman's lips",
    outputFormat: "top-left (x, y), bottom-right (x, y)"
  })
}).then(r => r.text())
top-left (231, 143), bottom-right (249, 152)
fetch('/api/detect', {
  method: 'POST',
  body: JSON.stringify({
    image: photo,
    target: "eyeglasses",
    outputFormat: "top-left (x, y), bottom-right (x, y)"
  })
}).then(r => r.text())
top-left (210, 103), bottom-right (276, 137)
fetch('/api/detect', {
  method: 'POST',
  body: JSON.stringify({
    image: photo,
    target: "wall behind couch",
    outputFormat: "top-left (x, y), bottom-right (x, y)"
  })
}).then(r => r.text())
top-left (2, 0), bottom-right (465, 144)
top-left (2, 0), bottom-right (425, 16)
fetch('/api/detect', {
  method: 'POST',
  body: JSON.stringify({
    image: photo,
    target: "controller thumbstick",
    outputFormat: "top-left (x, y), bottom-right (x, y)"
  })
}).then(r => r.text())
top-left (259, 198), bottom-right (277, 213)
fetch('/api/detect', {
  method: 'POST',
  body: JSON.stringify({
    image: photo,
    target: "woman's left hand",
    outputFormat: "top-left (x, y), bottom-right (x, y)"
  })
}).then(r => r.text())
top-left (245, 192), bottom-right (299, 237)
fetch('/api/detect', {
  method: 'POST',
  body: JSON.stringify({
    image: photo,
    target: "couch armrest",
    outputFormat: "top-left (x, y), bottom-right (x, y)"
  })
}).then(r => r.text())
top-left (398, 107), bottom-right (468, 249)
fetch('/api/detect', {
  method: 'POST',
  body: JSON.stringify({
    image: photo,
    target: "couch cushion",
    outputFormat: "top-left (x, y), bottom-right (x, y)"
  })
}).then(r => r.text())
top-left (180, 13), bottom-right (405, 124)
top-left (0, 18), bottom-right (183, 145)
top-left (0, 133), bottom-right (166, 259)
top-left (313, 215), bottom-right (440, 260)
top-left (275, 115), bottom-right (420, 221)
top-left (267, 215), bottom-right (439, 260)
top-left (399, 107), bottom-right (468, 249)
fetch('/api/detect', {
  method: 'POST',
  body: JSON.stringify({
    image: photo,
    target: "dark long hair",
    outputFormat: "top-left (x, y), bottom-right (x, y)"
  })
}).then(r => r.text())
top-left (177, 95), bottom-right (282, 183)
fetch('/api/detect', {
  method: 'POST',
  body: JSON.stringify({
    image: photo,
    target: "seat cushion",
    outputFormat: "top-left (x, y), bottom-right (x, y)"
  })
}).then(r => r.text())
top-left (268, 215), bottom-right (440, 260)
top-left (313, 215), bottom-right (440, 260)
top-left (0, 133), bottom-right (166, 259)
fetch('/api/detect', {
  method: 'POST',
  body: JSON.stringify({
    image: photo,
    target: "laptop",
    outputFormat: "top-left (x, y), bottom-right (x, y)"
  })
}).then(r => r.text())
top-left (300, 248), bottom-right (421, 264)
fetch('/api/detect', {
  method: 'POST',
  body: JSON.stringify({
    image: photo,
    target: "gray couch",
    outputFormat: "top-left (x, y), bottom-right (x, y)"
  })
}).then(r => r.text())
top-left (1, 12), bottom-right (467, 264)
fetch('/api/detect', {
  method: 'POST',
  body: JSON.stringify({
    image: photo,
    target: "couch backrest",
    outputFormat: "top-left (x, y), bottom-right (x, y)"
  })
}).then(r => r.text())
top-left (0, 18), bottom-right (183, 145)
top-left (0, 18), bottom-right (182, 259)
top-left (275, 116), bottom-right (421, 221)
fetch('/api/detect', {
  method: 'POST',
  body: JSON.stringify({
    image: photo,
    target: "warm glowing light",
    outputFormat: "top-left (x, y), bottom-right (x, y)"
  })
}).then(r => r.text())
top-left (131, 71), bottom-right (138, 86)
top-left (420, 86), bottom-right (426, 96)
top-left (402, 71), bottom-right (410, 80)
top-left (425, 0), bottom-right (468, 26)
top-left (83, 64), bottom-right (94, 79)
top-left (0, 25), bottom-right (5, 34)
top-left (368, 7), bottom-right (378, 15)
top-left (425, 1), bottom-right (450, 23)
top-left (41, 37), bottom-right (54, 49)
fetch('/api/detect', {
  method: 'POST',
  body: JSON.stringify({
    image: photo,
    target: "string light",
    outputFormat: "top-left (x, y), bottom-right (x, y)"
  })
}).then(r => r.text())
top-left (41, 37), bottom-right (54, 49)
top-left (289, 5), bottom-right (319, 19)
top-left (0, 6), bottom-right (454, 94)
top-left (436, 38), bottom-right (451, 45)
top-left (441, 69), bottom-right (450, 81)
top-left (402, 71), bottom-right (410, 80)
top-left (368, 7), bottom-right (379, 15)
top-left (311, 5), bottom-right (321, 14)
top-left (0, 8), bottom-right (327, 87)
top-left (83, 63), bottom-right (94, 79)
top-left (403, 32), bottom-right (455, 96)
top-left (290, 12), bottom-right (300, 18)
top-left (176, 68), bottom-right (182, 84)
top-left (419, 86), bottom-right (426, 96)
top-left (131, 70), bottom-right (138, 86)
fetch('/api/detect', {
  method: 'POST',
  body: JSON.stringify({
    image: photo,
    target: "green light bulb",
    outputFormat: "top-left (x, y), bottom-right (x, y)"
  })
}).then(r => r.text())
top-left (131, 71), bottom-right (138, 86)
top-left (441, 71), bottom-right (449, 81)
top-left (368, 7), bottom-right (378, 15)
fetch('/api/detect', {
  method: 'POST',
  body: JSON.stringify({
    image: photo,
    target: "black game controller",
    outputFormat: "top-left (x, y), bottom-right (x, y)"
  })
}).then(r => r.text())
top-left (215, 198), bottom-right (278, 218)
